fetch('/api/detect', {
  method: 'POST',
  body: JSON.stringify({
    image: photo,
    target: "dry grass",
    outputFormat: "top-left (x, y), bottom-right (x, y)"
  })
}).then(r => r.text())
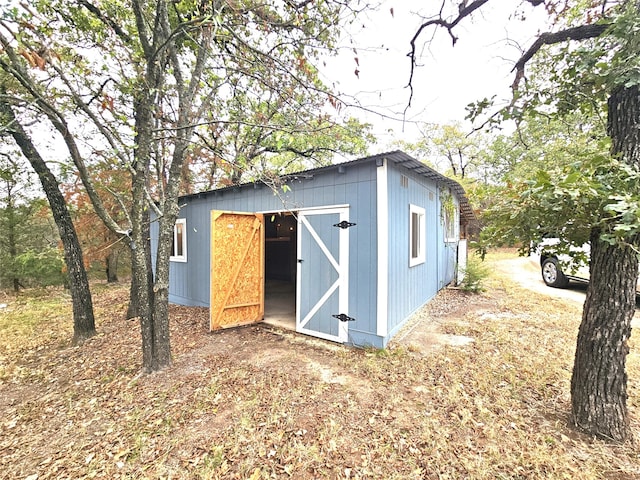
top-left (0, 252), bottom-right (639, 479)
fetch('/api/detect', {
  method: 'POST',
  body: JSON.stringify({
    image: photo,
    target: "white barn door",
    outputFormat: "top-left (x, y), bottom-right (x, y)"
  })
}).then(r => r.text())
top-left (296, 207), bottom-right (350, 343)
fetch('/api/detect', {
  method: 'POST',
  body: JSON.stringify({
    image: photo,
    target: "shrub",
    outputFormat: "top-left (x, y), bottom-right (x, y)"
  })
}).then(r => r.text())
top-left (15, 249), bottom-right (66, 287)
top-left (460, 253), bottom-right (489, 293)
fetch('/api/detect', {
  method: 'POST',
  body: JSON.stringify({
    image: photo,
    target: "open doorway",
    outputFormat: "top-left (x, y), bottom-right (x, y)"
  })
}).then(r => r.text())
top-left (263, 212), bottom-right (297, 329)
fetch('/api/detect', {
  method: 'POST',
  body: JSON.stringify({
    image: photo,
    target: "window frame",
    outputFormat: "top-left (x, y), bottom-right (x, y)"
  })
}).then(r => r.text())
top-left (409, 204), bottom-right (426, 267)
top-left (170, 218), bottom-right (187, 263)
top-left (444, 199), bottom-right (459, 243)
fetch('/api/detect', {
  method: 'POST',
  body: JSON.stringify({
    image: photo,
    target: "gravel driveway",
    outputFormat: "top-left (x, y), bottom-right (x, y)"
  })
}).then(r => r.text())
top-left (495, 255), bottom-right (640, 327)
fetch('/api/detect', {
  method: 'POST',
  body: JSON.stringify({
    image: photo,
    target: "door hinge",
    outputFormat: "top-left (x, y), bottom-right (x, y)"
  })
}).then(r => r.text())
top-left (332, 313), bottom-right (355, 322)
top-left (333, 220), bottom-right (356, 229)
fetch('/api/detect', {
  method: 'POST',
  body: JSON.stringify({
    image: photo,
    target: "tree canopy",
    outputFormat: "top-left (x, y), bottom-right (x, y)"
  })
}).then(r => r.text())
top-left (0, 0), bottom-right (375, 370)
top-left (408, 0), bottom-right (640, 441)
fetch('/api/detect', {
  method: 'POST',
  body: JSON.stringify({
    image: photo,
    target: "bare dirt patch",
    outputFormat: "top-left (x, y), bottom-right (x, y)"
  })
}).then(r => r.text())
top-left (392, 287), bottom-right (500, 354)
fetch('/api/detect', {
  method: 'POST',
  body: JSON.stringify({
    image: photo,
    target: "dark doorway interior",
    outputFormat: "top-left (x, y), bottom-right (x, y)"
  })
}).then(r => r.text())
top-left (264, 212), bottom-right (296, 329)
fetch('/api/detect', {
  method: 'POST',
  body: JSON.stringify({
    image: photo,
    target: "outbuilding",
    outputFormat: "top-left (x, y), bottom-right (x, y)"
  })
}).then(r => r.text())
top-left (157, 150), bottom-right (474, 348)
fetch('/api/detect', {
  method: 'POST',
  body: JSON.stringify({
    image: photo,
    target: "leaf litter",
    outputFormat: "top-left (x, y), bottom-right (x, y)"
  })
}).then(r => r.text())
top-left (0, 253), bottom-right (639, 479)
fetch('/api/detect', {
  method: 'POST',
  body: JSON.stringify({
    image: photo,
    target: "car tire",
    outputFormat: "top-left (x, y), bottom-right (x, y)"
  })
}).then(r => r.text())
top-left (541, 257), bottom-right (569, 288)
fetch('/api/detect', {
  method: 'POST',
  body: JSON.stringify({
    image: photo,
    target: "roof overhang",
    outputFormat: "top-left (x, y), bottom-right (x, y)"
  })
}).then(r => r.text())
top-left (179, 150), bottom-right (475, 222)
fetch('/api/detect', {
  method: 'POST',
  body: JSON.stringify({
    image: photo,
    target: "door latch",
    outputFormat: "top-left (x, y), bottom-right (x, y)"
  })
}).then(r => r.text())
top-left (333, 220), bottom-right (356, 229)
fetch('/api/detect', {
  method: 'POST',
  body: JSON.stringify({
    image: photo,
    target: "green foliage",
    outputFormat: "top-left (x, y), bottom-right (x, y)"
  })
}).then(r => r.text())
top-left (0, 153), bottom-right (63, 289)
top-left (393, 122), bottom-right (494, 220)
top-left (4, 0), bottom-right (373, 195)
top-left (479, 113), bottom-right (640, 257)
top-left (440, 189), bottom-right (456, 225)
top-left (459, 253), bottom-right (489, 293)
top-left (0, 247), bottom-right (66, 289)
top-left (394, 122), bottom-right (489, 180)
top-left (14, 249), bottom-right (66, 287)
top-left (604, 3), bottom-right (640, 91)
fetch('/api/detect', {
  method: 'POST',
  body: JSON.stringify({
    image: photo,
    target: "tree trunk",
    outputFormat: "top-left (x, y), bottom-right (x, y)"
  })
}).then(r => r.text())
top-left (131, 163), bottom-right (158, 370)
top-left (126, 211), bottom-right (155, 319)
top-left (106, 249), bottom-right (119, 283)
top-left (0, 93), bottom-right (96, 344)
top-left (131, 64), bottom-right (173, 370)
top-left (151, 210), bottom-right (176, 370)
top-left (570, 85), bottom-right (640, 442)
top-left (6, 183), bottom-right (19, 293)
top-left (570, 229), bottom-right (637, 441)
top-left (126, 256), bottom-right (140, 319)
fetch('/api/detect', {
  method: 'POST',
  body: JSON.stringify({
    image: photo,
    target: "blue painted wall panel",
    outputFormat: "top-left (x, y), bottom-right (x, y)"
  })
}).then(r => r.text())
top-left (166, 161), bottom-right (379, 338)
top-left (385, 163), bottom-right (441, 336)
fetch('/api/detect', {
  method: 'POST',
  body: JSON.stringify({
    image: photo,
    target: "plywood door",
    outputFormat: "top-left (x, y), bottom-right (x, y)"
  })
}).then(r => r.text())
top-left (296, 207), bottom-right (349, 343)
top-left (210, 211), bottom-right (264, 330)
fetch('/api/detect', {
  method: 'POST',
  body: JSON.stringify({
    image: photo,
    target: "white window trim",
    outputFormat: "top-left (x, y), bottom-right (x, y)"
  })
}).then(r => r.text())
top-left (409, 204), bottom-right (426, 267)
top-left (170, 218), bottom-right (187, 263)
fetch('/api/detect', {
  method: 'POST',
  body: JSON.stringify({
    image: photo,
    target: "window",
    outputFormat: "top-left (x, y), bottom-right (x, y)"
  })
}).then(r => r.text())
top-left (443, 199), bottom-right (459, 243)
top-left (170, 218), bottom-right (187, 262)
top-left (409, 204), bottom-right (425, 267)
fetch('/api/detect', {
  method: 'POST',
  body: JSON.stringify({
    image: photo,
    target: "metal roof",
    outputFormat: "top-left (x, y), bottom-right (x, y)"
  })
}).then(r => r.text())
top-left (375, 150), bottom-right (475, 222)
top-left (181, 150), bottom-right (475, 222)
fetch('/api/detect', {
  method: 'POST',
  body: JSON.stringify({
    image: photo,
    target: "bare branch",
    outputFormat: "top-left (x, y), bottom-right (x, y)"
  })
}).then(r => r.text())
top-left (407, 0), bottom-right (490, 109)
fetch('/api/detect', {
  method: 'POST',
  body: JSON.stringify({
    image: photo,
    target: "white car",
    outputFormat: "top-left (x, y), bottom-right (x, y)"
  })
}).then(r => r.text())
top-left (534, 238), bottom-right (640, 292)
top-left (539, 252), bottom-right (588, 288)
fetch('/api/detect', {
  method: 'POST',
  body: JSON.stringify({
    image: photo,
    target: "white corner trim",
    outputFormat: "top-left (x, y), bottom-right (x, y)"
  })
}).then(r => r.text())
top-left (376, 159), bottom-right (388, 337)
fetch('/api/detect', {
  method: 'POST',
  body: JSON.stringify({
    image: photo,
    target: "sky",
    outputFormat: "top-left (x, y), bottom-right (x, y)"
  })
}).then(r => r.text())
top-left (321, 1), bottom-right (551, 148)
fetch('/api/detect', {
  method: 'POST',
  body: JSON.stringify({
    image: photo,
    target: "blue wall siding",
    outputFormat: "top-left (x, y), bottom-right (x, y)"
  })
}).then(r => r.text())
top-left (160, 157), bottom-right (463, 344)
top-left (167, 162), bottom-right (379, 337)
top-left (385, 164), bottom-right (441, 335)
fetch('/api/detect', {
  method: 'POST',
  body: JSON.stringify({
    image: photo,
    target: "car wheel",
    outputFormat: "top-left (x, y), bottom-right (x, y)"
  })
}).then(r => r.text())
top-left (541, 258), bottom-right (569, 288)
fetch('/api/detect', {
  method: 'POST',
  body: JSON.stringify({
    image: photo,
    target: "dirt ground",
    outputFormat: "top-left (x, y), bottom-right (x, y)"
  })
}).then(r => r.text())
top-left (0, 281), bottom-right (502, 479)
top-left (2, 255), bottom-right (640, 479)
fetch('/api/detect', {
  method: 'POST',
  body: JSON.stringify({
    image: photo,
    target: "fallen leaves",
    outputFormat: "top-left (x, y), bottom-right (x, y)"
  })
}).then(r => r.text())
top-left (1, 266), bottom-right (640, 478)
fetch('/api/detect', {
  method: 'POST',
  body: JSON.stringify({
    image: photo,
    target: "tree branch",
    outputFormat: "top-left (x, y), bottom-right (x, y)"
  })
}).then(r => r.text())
top-left (511, 23), bottom-right (611, 92)
top-left (407, 0), bottom-right (490, 109)
top-left (77, 0), bottom-right (132, 44)
top-left (0, 32), bottom-right (128, 236)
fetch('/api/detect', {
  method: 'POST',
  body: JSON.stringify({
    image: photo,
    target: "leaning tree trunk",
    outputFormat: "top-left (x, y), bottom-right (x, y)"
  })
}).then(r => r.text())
top-left (570, 85), bottom-right (640, 442)
top-left (0, 94), bottom-right (96, 343)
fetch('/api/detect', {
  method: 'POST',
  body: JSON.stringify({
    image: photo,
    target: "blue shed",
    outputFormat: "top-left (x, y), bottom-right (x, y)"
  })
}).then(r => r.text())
top-left (158, 150), bottom-right (473, 348)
